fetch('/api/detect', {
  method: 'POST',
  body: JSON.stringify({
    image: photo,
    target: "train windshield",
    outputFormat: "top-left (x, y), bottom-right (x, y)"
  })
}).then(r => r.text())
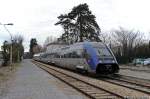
top-left (94, 47), bottom-right (112, 57)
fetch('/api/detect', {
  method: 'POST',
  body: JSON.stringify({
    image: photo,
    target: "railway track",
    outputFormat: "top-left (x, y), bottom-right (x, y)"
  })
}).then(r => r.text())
top-left (99, 75), bottom-right (150, 95)
top-left (33, 61), bottom-right (123, 99)
top-left (113, 74), bottom-right (150, 83)
top-left (112, 74), bottom-right (150, 88)
top-left (120, 67), bottom-right (150, 73)
top-left (33, 60), bottom-right (150, 98)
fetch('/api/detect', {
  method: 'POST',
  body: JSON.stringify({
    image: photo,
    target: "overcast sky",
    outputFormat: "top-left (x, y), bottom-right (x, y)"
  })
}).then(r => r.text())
top-left (0, 0), bottom-right (150, 51)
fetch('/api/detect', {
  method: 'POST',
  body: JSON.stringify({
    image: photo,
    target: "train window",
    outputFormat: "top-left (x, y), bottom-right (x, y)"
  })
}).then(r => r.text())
top-left (76, 50), bottom-right (83, 58)
top-left (46, 54), bottom-right (50, 58)
top-left (71, 50), bottom-right (83, 58)
top-left (65, 53), bottom-right (68, 58)
top-left (53, 53), bottom-right (59, 58)
top-left (60, 55), bottom-right (64, 58)
top-left (71, 51), bottom-right (77, 58)
top-left (41, 54), bottom-right (47, 58)
top-left (63, 50), bottom-right (83, 58)
top-left (83, 49), bottom-right (91, 59)
top-left (94, 47), bottom-right (112, 57)
top-left (68, 53), bottom-right (72, 58)
top-left (64, 53), bottom-right (71, 58)
top-left (50, 54), bottom-right (54, 58)
top-left (64, 54), bottom-right (66, 58)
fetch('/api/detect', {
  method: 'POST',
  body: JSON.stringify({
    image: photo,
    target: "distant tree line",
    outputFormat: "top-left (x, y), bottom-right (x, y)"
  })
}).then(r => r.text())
top-left (101, 27), bottom-right (150, 63)
top-left (1, 35), bottom-right (24, 66)
top-left (29, 38), bottom-right (43, 58)
top-left (29, 38), bottom-right (37, 58)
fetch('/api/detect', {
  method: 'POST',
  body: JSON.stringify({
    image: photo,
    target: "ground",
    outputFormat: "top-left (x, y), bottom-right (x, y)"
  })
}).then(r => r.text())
top-left (119, 69), bottom-right (150, 80)
top-left (0, 64), bottom-right (17, 98)
top-left (0, 59), bottom-right (150, 99)
top-left (119, 65), bottom-right (150, 80)
top-left (0, 59), bottom-right (87, 99)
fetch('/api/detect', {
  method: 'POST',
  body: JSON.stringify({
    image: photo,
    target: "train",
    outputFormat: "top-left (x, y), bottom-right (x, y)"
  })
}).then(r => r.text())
top-left (34, 41), bottom-right (119, 74)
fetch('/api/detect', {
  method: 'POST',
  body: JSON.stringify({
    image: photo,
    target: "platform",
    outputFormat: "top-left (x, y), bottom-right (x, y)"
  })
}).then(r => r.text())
top-left (1, 59), bottom-right (87, 99)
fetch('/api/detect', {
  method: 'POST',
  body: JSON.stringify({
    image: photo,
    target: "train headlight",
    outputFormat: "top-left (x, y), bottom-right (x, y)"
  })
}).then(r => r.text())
top-left (99, 60), bottom-right (102, 63)
top-left (112, 60), bottom-right (115, 63)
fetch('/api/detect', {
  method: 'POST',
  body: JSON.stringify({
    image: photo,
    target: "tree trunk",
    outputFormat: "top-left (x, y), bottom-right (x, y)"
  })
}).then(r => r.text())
top-left (79, 14), bottom-right (83, 42)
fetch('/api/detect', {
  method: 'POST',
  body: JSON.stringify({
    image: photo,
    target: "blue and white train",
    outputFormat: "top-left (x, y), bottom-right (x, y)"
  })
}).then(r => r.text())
top-left (34, 42), bottom-right (119, 74)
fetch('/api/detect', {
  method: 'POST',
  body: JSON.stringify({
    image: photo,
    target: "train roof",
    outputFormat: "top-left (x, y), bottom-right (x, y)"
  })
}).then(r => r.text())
top-left (70, 41), bottom-right (104, 45)
top-left (60, 41), bottom-right (106, 50)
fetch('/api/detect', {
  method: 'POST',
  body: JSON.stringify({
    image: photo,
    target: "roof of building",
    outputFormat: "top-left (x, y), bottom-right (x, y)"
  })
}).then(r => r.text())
top-left (46, 41), bottom-right (68, 47)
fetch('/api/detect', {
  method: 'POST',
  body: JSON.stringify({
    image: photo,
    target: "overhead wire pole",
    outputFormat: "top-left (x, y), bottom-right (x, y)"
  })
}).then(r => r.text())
top-left (0, 23), bottom-right (13, 69)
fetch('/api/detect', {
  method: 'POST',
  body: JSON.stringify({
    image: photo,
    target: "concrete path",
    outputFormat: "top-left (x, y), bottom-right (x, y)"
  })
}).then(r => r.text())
top-left (1, 59), bottom-right (86, 99)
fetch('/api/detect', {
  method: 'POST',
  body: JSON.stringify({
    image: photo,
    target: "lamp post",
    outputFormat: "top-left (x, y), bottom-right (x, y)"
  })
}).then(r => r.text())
top-left (0, 23), bottom-right (13, 67)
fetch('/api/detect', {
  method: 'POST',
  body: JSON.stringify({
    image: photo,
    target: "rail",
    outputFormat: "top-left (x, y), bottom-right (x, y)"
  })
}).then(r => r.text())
top-left (33, 60), bottom-right (124, 99)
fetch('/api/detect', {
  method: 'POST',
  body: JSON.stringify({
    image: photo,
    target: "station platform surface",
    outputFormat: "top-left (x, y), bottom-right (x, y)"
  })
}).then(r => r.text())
top-left (1, 59), bottom-right (86, 99)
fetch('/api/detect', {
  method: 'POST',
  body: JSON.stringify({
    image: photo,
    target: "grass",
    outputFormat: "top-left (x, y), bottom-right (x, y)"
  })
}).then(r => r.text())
top-left (0, 63), bottom-right (20, 97)
top-left (0, 63), bottom-right (20, 81)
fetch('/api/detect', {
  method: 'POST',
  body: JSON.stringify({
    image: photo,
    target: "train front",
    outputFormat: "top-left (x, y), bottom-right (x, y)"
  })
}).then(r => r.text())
top-left (95, 47), bottom-right (119, 74)
top-left (94, 44), bottom-right (119, 74)
top-left (84, 42), bottom-right (119, 75)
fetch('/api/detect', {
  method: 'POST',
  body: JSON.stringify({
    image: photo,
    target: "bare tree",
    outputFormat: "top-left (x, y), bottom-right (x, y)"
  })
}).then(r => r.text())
top-left (13, 35), bottom-right (24, 43)
top-left (44, 36), bottom-right (57, 46)
top-left (32, 45), bottom-right (43, 54)
top-left (12, 35), bottom-right (24, 62)
top-left (112, 27), bottom-right (143, 63)
top-left (99, 32), bottom-right (114, 47)
top-left (99, 32), bottom-right (108, 43)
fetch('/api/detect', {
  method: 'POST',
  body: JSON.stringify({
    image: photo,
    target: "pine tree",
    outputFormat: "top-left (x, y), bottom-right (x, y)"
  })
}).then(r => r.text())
top-left (55, 3), bottom-right (101, 43)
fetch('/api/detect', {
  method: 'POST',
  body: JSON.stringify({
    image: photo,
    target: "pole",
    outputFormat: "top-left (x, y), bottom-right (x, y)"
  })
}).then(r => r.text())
top-left (17, 50), bottom-right (20, 62)
top-left (10, 41), bottom-right (13, 68)
top-left (3, 25), bottom-right (13, 67)
top-left (0, 23), bottom-right (13, 68)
